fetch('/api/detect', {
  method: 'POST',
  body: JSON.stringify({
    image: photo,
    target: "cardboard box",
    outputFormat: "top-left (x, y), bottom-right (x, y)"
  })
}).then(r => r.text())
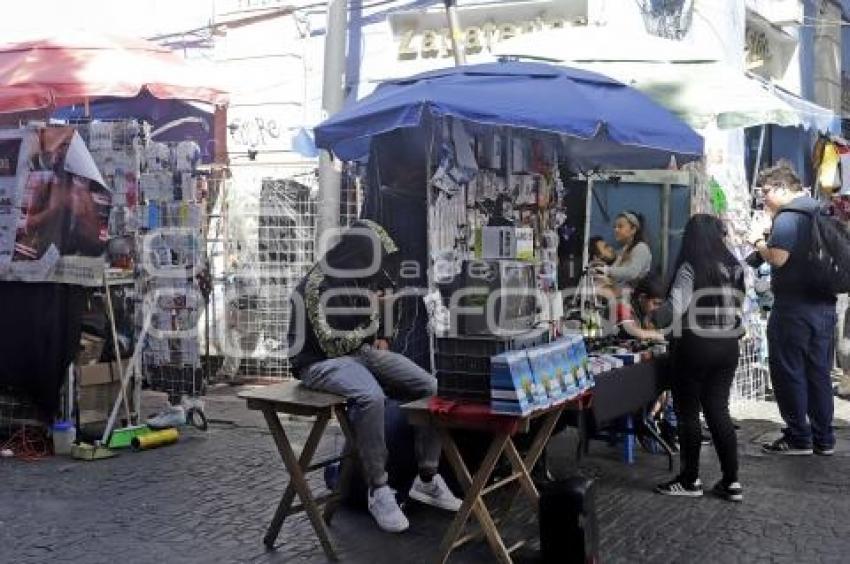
top-left (490, 351), bottom-right (536, 416)
top-left (481, 226), bottom-right (534, 260)
top-left (77, 333), bottom-right (105, 366)
top-left (78, 360), bottom-right (130, 425)
top-left (528, 346), bottom-right (562, 405)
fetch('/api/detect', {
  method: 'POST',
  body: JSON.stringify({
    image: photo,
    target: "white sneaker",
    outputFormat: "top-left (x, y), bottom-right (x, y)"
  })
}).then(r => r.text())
top-left (368, 486), bottom-right (409, 533)
top-left (408, 474), bottom-right (462, 512)
top-left (146, 406), bottom-right (185, 429)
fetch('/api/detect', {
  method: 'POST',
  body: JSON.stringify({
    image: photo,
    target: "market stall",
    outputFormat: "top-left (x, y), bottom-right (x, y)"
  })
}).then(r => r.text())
top-left (0, 31), bottom-right (228, 449)
top-left (314, 61), bottom-right (702, 561)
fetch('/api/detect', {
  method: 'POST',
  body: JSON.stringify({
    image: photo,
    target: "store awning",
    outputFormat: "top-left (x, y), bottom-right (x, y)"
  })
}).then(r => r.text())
top-left (0, 30), bottom-right (229, 113)
top-left (494, 28), bottom-right (836, 132)
top-left (565, 61), bottom-right (837, 132)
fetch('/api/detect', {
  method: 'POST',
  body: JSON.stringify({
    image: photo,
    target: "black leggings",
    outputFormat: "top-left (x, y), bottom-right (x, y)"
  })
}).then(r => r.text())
top-left (671, 336), bottom-right (740, 485)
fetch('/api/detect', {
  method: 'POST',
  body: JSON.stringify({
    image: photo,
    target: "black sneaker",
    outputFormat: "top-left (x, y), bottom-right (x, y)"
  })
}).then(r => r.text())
top-left (655, 477), bottom-right (703, 497)
top-left (814, 444), bottom-right (835, 456)
top-left (761, 436), bottom-right (813, 455)
top-left (712, 480), bottom-right (743, 502)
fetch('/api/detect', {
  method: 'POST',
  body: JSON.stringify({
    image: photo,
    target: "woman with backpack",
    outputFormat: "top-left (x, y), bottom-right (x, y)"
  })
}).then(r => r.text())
top-left (651, 214), bottom-right (745, 502)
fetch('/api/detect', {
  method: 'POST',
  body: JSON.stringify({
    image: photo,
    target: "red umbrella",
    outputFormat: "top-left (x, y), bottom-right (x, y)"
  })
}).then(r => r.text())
top-left (0, 30), bottom-right (228, 113)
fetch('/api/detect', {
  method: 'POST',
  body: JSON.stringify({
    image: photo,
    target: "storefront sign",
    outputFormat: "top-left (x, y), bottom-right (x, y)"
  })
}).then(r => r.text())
top-left (397, 19), bottom-right (567, 60)
top-left (389, 0), bottom-right (584, 62)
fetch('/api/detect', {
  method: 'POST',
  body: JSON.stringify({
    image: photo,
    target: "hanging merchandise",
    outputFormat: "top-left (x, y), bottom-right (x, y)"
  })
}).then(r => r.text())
top-left (818, 141), bottom-right (841, 194)
top-left (708, 177), bottom-right (728, 214)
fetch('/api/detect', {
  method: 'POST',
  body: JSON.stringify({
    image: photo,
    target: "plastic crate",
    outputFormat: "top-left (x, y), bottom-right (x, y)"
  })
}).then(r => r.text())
top-left (435, 328), bottom-right (550, 402)
top-left (435, 327), bottom-right (550, 357)
top-left (437, 371), bottom-right (491, 402)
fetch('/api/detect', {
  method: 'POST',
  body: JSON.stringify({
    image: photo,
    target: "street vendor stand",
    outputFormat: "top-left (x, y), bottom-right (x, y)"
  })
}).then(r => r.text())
top-left (0, 31), bottom-right (228, 447)
top-left (307, 61), bottom-right (703, 563)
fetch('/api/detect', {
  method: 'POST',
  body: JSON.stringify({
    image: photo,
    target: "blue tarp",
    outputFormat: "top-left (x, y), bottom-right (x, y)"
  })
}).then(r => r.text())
top-left (315, 61), bottom-right (704, 170)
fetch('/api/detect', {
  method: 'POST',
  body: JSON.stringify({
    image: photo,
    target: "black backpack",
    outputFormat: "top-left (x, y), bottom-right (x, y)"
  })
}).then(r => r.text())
top-left (785, 206), bottom-right (850, 295)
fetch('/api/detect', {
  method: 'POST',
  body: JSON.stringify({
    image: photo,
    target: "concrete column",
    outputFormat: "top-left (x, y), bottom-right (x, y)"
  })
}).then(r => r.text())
top-left (317, 0), bottom-right (348, 254)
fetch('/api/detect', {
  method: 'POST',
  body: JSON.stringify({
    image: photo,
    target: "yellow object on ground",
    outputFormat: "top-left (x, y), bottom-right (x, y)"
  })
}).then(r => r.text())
top-left (131, 428), bottom-right (179, 450)
top-left (71, 443), bottom-right (117, 461)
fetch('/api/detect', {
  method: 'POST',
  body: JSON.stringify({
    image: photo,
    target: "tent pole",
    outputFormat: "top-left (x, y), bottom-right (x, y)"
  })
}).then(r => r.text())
top-left (750, 124), bottom-right (766, 192)
top-left (426, 119), bottom-right (437, 373)
top-left (84, 97), bottom-right (90, 118)
top-left (661, 182), bottom-right (671, 276)
top-left (443, 0), bottom-right (466, 66)
top-left (581, 176), bottom-right (593, 272)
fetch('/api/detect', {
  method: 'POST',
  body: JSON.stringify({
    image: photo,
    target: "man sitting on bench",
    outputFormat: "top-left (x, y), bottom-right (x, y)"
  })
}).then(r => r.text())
top-left (286, 219), bottom-right (461, 533)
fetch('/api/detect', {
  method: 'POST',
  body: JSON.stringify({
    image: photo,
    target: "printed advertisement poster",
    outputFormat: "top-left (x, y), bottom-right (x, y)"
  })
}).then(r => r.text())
top-left (0, 127), bottom-right (111, 285)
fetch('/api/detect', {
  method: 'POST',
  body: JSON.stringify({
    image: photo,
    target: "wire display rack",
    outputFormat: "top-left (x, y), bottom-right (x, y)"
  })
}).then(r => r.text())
top-left (218, 165), bottom-right (361, 383)
top-left (731, 323), bottom-right (769, 403)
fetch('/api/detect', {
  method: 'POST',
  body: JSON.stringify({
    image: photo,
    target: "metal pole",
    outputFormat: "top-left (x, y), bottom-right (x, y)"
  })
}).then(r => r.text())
top-left (750, 124), bottom-right (766, 192)
top-left (317, 0), bottom-right (348, 254)
top-left (443, 0), bottom-right (466, 66)
top-left (661, 183), bottom-right (671, 277)
top-left (581, 177), bottom-right (594, 271)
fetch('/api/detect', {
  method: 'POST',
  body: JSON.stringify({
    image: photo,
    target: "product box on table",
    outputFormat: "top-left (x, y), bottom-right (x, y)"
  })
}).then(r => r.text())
top-left (490, 350), bottom-right (537, 415)
top-left (527, 346), bottom-right (562, 405)
top-left (565, 335), bottom-right (591, 391)
top-left (547, 339), bottom-right (580, 399)
top-left (601, 355), bottom-right (624, 370)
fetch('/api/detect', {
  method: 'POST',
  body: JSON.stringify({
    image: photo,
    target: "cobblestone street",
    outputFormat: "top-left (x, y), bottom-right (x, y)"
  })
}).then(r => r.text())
top-left (2, 387), bottom-right (850, 564)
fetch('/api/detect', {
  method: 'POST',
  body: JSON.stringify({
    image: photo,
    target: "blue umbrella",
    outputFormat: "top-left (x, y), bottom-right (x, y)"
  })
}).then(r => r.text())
top-left (315, 61), bottom-right (703, 170)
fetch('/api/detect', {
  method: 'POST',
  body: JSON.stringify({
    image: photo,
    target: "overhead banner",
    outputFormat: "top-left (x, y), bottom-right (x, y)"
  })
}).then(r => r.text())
top-left (0, 127), bottom-right (111, 285)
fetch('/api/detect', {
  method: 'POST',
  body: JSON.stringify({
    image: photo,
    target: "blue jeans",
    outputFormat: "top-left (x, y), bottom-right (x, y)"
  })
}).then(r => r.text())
top-left (300, 345), bottom-right (440, 487)
top-left (767, 302), bottom-right (836, 448)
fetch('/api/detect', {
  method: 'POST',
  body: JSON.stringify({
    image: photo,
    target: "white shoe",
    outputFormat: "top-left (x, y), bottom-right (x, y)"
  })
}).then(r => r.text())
top-left (368, 486), bottom-right (409, 533)
top-left (146, 406), bottom-right (185, 429)
top-left (408, 474), bottom-right (462, 512)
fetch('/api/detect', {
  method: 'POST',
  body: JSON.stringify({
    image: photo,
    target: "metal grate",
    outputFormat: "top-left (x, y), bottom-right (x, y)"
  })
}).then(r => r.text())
top-left (731, 332), bottom-right (769, 403)
top-left (218, 166), bottom-right (361, 383)
top-left (0, 387), bottom-right (46, 440)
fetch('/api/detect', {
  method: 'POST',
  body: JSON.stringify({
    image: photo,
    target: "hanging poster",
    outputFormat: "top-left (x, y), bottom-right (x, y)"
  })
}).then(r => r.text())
top-left (0, 126), bottom-right (111, 285)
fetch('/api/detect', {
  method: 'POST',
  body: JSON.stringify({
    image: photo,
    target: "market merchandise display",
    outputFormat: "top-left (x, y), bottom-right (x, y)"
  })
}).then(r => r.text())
top-left (136, 139), bottom-right (206, 403)
top-left (78, 120), bottom-right (208, 404)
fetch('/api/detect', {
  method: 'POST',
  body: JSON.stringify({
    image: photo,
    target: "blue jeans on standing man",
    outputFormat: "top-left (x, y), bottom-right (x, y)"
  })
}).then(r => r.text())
top-left (767, 301), bottom-right (836, 449)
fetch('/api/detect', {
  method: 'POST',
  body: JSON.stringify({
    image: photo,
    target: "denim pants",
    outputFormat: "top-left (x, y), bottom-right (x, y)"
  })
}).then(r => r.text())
top-left (300, 344), bottom-right (441, 488)
top-left (671, 335), bottom-right (740, 485)
top-left (767, 302), bottom-right (836, 448)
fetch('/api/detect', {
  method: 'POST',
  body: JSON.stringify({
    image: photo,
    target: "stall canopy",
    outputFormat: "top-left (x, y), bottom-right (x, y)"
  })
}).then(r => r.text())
top-left (0, 30), bottom-right (228, 113)
top-left (494, 28), bottom-right (837, 132)
top-left (53, 91), bottom-right (216, 161)
top-left (315, 61), bottom-right (704, 170)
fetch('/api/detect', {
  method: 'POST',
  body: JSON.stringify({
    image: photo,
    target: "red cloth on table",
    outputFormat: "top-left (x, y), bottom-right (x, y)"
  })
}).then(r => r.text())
top-left (428, 397), bottom-right (521, 435)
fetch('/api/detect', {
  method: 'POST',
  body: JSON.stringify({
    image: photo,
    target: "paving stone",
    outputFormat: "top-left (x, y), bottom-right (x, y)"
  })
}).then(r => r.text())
top-left (2, 393), bottom-right (850, 563)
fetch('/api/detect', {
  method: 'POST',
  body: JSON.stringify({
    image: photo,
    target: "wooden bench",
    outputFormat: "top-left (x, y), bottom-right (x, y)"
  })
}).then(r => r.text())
top-left (239, 381), bottom-right (357, 561)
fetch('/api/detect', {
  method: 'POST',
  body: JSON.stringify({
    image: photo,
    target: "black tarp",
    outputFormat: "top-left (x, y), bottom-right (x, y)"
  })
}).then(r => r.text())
top-left (0, 282), bottom-right (85, 415)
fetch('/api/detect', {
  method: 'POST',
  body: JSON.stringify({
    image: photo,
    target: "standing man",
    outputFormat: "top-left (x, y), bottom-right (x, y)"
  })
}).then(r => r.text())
top-left (749, 161), bottom-right (836, 456)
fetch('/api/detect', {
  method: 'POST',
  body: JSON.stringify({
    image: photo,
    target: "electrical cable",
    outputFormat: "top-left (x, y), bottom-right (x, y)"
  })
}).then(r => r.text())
top-left (0, 427), bottom-right (52, 461)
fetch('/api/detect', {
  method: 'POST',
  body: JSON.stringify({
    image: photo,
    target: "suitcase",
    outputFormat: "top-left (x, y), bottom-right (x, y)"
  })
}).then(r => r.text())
top-left (540, 477), bottom-right (599, 564)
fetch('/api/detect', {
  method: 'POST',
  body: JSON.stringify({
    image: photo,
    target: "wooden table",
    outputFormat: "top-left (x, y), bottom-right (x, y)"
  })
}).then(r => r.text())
top-left (239, 382), bottom-right (358, 561)
top-left (402, 394), bottom-right (590, 564)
